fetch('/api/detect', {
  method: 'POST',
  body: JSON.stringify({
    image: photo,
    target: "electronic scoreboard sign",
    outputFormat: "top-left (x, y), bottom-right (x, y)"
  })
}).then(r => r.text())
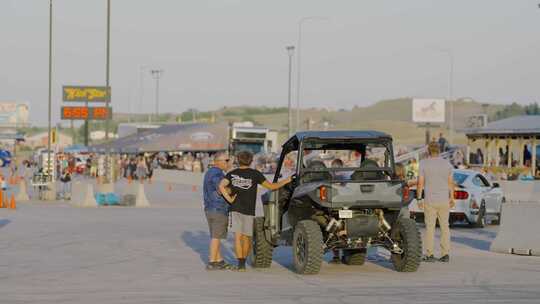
top-left (61, 106), bottom-right (112, 120)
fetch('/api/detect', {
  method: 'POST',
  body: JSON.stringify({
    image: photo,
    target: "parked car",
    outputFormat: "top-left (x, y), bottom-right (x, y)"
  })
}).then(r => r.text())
top-left (0, 150), bottom-right (12, 167)
top-left (409, 169), bottom-right (505, 227)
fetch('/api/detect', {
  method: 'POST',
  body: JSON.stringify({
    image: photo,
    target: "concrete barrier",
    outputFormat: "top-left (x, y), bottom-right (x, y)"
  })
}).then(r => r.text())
top-left (71, 182), bottom-right (97, 208)
top-left (490, 202), bottom-right (540, 256)
top-left (499, 181), bottom-right (540, 202)
top-left (135, 183), bottom-right (150, 207)
top-left (15, 179), bottom-right (30, 202)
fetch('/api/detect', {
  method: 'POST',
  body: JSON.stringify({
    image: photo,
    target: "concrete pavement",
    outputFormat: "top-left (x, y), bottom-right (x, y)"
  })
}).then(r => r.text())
top-left (0, 179), bottom-right (539, 303)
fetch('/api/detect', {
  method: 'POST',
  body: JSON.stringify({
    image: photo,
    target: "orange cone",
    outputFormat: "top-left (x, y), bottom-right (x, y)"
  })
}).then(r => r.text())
top-left (167, 184), bottom-right (173, 192)
top-left (0, 190), bottom-right (4, 208)
top-left (192, 185), bottom-right (197, 192)
top-left (128, 175), bottom-right (132, 184)
top-left (9, 194), bottom-right (15, 210)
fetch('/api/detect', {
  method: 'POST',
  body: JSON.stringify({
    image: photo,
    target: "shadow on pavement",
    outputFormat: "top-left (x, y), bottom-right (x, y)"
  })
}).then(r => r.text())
top-left (181, 230), bottom-right (236, 265)
top-left (451, 235), bottom-right (492, 251)
top-left (0, 219), bottom-right (10, 229)
top-left (271, 246), bottom-right (296, 273)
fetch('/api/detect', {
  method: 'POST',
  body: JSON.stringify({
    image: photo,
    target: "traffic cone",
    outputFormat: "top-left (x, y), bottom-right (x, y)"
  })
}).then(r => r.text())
top-left (192, 185), bottom-right (197, 192)
top-left (128, 175), bottom-right (132, 184)
top-left (167, 184), bottom-right (173, 192)
top-left (9, 194), bottom-right (15, 210)
top-left (0, 190), bottom-right (3, 208)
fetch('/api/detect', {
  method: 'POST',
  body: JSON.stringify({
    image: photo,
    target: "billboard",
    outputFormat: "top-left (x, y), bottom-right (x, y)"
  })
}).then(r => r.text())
top-left (412, 98), bottom-right (445, 123)
top-left (0, 102), bottom-right (29, 126)
top-left (61, 106), bottom-right (112, 120)
top-left (62, 86), bottom-right (111, 102)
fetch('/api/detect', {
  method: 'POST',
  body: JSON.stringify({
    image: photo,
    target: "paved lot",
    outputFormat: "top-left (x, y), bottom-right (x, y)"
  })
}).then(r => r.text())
top-left (0, 179), bottom-right (539, 303)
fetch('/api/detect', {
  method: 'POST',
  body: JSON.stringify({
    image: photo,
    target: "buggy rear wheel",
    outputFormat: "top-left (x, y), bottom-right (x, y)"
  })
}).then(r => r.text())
top-left (390, 218), bottom-right (422, 272)
top-left (292, 220), bottom-right (323, 274)
top-left (251, 217), bottom-right (273, 268)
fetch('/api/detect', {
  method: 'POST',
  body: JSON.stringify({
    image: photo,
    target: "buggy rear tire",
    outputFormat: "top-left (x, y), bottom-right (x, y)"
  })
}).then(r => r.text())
top-left (251, 217), bottom-right (273, 268)
top-left (293, 220), bottom-right (323, 274)
top-left (342, 248), bottom-right (367, 266)
top-left (390, 218), bottom-right (422, 272)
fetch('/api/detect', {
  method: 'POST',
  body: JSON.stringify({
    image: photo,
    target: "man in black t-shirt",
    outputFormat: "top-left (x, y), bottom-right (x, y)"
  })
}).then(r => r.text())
top-left (219, 151), bottom-right (291, 271)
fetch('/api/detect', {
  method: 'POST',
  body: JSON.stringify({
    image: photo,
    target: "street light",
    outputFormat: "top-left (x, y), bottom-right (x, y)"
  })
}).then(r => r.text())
top-left (150, 69), bottom-right (163, 122)
top-left (286, 46), bottom-right (295, 137)
top-left (295, 16), bottom-right (329, 132)
top-left (138, 65), bottom-right (147, 117)
top-left (105, 0), bottom-right (111, 140)
top-left (47, 0), bottom-right (53, 175)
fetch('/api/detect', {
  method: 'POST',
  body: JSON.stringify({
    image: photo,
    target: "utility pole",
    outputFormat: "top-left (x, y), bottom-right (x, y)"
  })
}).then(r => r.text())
top-left (286, 46), bottom-right (295, 137)
top-left (150, 69), bottom-right (163, 122)
top-left (47, 0), bottom-right (53, 174)
top-left (105, 0), bottom-right (111, 140)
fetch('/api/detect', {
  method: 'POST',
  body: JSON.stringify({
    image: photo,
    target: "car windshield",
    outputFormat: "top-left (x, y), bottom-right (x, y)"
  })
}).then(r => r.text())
top-left (298, 141), bottom-right (393, 182)
top-left (453, 172), bottom-right (469, 185)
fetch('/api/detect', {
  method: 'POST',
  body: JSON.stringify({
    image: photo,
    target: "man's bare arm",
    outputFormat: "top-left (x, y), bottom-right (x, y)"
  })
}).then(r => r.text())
top-left (448, 172), bottom-right (455, 206)
top-left (416, 175), bottom-right (424, 199)
top-left (218, 179), bottom-right (236, 203)
top-left (261, 176), bottom-right (292, 191)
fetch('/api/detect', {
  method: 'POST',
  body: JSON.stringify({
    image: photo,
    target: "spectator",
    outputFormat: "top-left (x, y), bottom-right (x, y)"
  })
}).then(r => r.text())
top-left (136, 156), bottom-right (147, 180)
top-left (219, 151), bottom-right (291, 271)
top-left (203, 152), bottom-right (234, 270)
top-left (417, 141), bottom-right (455, 263)
top-left (438, 133), bottom-right (448, 153)
top-left (476, 148), bottom-right (484, 165)
top-left (60, 168), bottom-right (72, 200)
top-left (524, 145), bottom-right (532, 167)
top-left (453, 149), bottom-right (464, 168)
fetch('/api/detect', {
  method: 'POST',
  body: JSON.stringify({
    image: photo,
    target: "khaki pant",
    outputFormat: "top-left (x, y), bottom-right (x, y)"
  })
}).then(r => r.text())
top-left (424, 203), bottom-right (451, 256)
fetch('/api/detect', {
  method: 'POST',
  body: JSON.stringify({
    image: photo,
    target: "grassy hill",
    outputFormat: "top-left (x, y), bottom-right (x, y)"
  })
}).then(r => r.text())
top-left (112, 98), bottom-right (507, 145)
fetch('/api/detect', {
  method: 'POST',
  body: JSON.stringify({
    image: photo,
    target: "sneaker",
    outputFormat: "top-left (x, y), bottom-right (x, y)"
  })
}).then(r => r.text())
top-left (206, 262), bottom-right (221, 270)
top-left (422, 255), bottom-right (436, 263)
top-left (236, 264), bottom-right (247, 272)
top-left (206, 261), bottom-right (233, 271)
top-left (439, 255), bottom-right (450, 263)
top-left (235, 258), bottom-right (247, 272)
top-left (216, 260), bottom-right (234, 270)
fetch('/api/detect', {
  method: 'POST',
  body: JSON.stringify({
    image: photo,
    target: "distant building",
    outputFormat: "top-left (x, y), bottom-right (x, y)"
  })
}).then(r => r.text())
top-left (25, 131), bottom-right (73, 149)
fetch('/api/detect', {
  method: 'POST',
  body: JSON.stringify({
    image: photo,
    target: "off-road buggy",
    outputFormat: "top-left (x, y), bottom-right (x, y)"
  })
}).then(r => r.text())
top-left (252, 131), bottom-right (421, 274)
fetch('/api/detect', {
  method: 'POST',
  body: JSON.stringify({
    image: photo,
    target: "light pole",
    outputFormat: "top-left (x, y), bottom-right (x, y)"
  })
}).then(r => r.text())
top-left (150, 69), bottom-right (163, 122)
top-left (286, 45), bottom-right (295, 137)
top-left (105, 0), bottom-right (111, 140)
top-left (295, 16), bottom-right (328, 132)
top-left (138, 65), bottom-right (147, 119)
top-left (47, 0), bottom-right (53, 174)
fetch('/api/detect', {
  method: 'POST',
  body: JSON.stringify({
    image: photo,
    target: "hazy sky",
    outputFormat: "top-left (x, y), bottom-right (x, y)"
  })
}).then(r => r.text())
top-left (1, 0), bottom-right (540, 126)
